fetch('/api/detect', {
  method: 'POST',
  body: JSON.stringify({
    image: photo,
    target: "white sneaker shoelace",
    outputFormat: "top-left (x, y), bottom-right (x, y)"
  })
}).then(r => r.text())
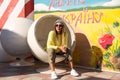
top-left (51, 71), bottom-right (58, 79)
top-left (70, 69), bottom-right (79, 77)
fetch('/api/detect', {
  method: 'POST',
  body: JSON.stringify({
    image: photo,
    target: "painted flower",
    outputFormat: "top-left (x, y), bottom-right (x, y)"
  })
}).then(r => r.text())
top-left (113, 21), bottom-right (119, 28)
top-left (99, 34), bottom-right (115, 49)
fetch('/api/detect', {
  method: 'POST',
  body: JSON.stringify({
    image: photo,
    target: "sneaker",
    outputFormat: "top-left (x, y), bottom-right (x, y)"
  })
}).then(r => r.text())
top-left (70, 69), bottom-right (79, 77)
top-left (51, 71), bottom-right (58, 79)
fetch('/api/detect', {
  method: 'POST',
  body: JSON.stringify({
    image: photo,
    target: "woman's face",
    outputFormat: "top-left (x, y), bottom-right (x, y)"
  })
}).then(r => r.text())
top-left (55, 22), bottom-right (64, 34)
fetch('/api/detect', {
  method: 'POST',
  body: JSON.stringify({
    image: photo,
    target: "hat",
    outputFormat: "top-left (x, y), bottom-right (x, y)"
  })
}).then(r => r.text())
top-left (54, 19), bottom-right (64, 26)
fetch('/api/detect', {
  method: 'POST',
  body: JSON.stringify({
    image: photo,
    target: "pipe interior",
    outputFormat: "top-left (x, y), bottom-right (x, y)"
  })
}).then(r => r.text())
top-left (35, 15), bottom-right (71, 50)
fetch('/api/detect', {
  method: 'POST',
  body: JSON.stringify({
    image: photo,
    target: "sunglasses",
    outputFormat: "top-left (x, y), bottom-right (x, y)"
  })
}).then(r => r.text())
top-left (55, 24), bottom-right (64, 27)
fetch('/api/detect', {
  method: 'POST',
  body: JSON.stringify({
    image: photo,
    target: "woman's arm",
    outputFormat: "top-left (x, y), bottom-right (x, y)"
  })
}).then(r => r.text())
top-left (47, 31), bottom-right (58, 49)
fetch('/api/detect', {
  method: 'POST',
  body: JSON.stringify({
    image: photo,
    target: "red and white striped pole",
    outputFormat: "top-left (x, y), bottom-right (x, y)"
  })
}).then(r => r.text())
top-left (0, 0), bottom-right (34, 29)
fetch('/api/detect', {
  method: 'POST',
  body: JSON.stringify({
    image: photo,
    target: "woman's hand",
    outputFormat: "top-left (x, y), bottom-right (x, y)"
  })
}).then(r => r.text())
top-left (59, 46), bottom-right (67, 53)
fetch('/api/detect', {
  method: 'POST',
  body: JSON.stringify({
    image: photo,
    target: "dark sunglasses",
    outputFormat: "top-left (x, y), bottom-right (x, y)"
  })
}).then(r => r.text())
top-left (55, 24), bottom-right (64, 27)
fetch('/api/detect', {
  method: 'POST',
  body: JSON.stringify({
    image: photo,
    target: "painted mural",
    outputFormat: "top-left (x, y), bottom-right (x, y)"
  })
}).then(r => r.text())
top-left (34, 0), bottom-right (120, 72)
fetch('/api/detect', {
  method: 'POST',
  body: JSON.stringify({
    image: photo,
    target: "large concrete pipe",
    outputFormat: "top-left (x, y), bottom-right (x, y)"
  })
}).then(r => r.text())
top-left (0, 18), bottom-right (34, 66)
top-left (27, 15), bottom-right (76, 63)
top-left (0, 33), bottom-right (15, 62)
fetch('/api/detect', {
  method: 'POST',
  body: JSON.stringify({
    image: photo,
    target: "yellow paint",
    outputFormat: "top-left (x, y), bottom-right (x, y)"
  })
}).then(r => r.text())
top-left (34, 8), bottom-right (120, 70)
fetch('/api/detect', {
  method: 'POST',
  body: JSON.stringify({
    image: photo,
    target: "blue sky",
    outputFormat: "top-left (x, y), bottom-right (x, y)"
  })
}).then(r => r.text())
top-left (34, 0), bottom-right (111, 10)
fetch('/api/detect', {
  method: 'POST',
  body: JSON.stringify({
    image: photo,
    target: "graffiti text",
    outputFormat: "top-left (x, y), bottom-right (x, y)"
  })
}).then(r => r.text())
top-left (60, 9), bottom-right (103, 27)
top-left (49, 0), bottom-right (84, 10)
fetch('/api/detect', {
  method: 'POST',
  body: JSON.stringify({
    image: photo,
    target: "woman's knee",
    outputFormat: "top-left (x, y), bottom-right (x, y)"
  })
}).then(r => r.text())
top-left (47, 48), bottom-right (55, 54)
top-left (47, 48), bottom-right (56, 63)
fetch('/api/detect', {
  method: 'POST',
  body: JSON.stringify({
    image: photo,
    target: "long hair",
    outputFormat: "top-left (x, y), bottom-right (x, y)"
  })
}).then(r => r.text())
top-left (54, 19), bottom-right (66, 45)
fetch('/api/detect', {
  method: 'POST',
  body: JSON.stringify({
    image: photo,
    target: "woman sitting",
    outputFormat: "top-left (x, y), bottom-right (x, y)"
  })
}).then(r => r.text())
top-left (47, 19), bottom-right (79, 79)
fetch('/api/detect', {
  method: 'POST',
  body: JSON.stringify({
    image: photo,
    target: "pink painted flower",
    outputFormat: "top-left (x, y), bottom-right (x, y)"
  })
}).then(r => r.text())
top-left (99, 34), bottom-right (115, 49)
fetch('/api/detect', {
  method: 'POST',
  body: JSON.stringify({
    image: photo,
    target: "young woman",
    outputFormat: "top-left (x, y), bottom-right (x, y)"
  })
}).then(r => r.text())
top-left (47, 19), bottom-right (79, 79)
